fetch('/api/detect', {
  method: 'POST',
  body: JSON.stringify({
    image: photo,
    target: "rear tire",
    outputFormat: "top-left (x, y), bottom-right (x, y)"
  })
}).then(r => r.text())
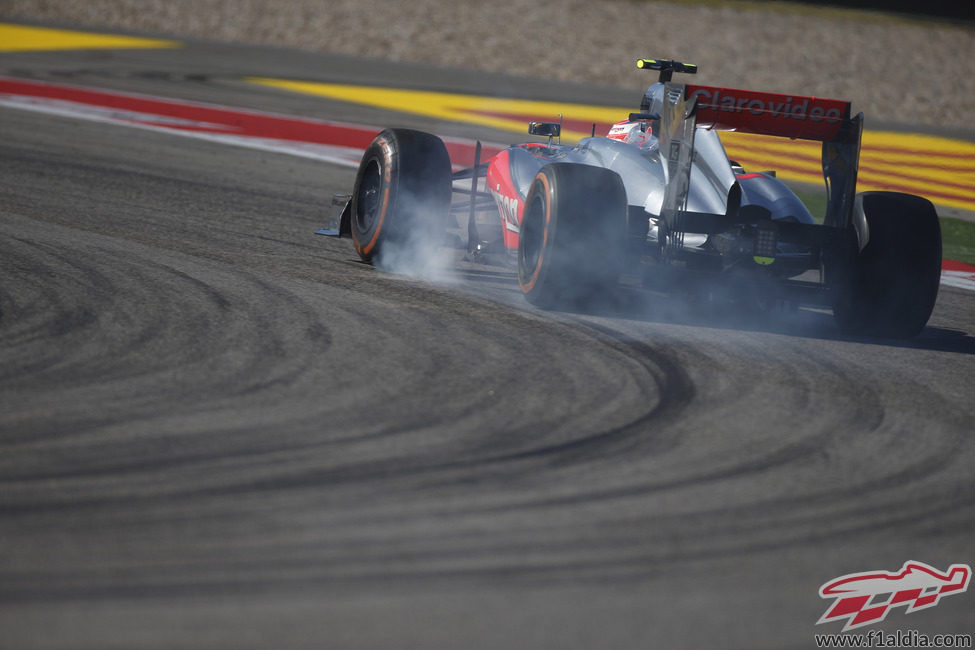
top-left (831, 192), bottom-right (941, 338)
top-left (517, 163), bottom-right (627, 308)
top-left (350, 128), bottom-right (452, 265)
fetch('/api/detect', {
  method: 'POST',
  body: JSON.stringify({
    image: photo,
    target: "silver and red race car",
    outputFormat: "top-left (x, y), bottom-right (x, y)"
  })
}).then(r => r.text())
top-left (328, 59), bottom-right (941, 338)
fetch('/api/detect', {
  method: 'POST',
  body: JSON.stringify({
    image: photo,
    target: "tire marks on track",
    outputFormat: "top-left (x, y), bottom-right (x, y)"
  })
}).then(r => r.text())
top-left (2, 99), bottom-right (974, 648)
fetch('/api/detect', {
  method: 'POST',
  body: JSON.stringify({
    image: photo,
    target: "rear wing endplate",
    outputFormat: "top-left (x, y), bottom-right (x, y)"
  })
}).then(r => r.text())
top-left (658, 83), bottom-right (698, 247)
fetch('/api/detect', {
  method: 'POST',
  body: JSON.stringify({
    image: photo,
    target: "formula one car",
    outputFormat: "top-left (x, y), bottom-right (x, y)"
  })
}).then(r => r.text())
top-left (327, 59), bottom-right (941, 338)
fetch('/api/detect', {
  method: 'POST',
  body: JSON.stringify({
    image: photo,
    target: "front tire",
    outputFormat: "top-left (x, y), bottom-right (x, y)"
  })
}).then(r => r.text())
top-left (350, 128), bottom-right (452, 265)
top-left (831, 191), bottom-right (941, 338)
top-left (517, 163), bottom-right (627, 308)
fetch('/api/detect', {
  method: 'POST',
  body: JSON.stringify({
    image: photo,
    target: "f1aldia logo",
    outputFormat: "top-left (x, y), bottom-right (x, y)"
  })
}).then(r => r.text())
top-left (817, 561), bottom-right (971, 631)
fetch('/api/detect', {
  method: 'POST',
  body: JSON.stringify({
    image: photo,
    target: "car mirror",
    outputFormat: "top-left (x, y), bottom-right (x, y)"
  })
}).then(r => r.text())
top-left (528, 122), bottom-right (561, 138)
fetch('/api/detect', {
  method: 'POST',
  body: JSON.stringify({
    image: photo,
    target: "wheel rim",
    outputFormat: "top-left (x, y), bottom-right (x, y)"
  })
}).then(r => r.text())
top-left (355, 158), bottom-right (383, 232)
top-left (519, 193), bottom-right (545, 281)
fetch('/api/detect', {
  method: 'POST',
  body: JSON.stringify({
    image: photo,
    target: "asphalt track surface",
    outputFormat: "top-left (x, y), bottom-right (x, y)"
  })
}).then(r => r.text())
top-left (2, 37), bottom-right (975, 649)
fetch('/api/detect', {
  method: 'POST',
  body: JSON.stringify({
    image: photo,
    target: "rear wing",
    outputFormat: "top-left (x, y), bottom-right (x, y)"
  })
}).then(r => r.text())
top-left (686, 84), bottom-right (851, 142)
top-left (685, 84), bottom-right (863, 230)
top-left (654, 74), bottom-right (863, 240)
